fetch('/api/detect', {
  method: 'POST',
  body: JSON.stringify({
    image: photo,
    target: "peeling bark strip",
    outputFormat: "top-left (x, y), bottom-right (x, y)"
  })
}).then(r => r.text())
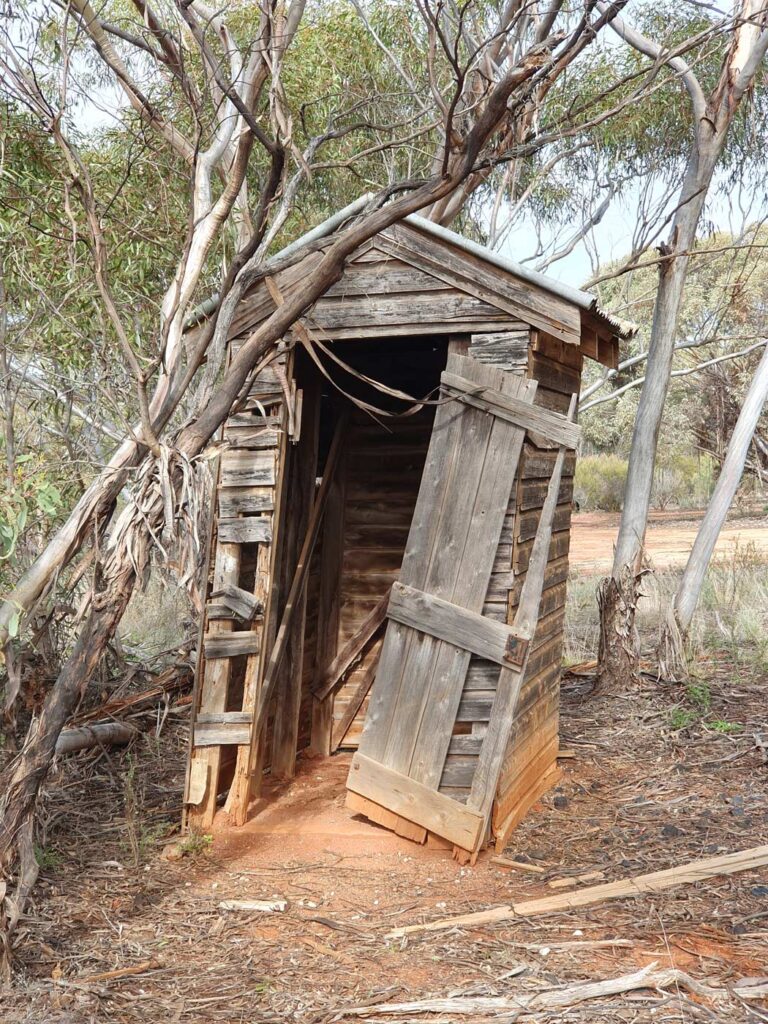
top-left (596, 564), bottom-right (647, 689)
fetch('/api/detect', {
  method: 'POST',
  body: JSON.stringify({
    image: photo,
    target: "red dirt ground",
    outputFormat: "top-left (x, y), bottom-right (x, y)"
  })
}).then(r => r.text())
top-left (570, 508), bottom-right (768, 572)
top-left (4, 512), bottom-right (768, 1021)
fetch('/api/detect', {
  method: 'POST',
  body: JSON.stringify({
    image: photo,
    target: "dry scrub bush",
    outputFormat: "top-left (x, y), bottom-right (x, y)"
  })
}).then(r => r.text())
top-left (574, 455), bottom-right (628, 511)
top-left (565, 539), bottom-right (768, 671)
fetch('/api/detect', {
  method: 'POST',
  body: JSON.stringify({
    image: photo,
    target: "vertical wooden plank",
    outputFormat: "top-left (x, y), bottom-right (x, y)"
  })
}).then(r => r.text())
top-left (271, 375), bottom-right (321, 779)
top-left (358, 385), bottom-right (468, 762)
top-left (224, 355), bottom-right (292, 823)
top-left (353, 354), bottom-right (537, 848)
top-left (187, 541), bottom-right (241, 830)
top-left (382, 358), bottom-right (533, 781)
top-left (310, 422), bottom-right (347, 755)
top-left (410, 404), bottom-right (531, 790)
top-left (382, 396), bottom-right (497, 775)
top-left (182, 450), bottom-right (221, 830)
top-left (224, 540), bottom-right (271, 823)
top-left (468, 399), bottom-right (576, 844)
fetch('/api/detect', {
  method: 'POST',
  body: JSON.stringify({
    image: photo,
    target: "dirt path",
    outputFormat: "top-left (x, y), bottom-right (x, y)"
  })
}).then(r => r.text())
top-left (571, 508), bottom-right (768, 572)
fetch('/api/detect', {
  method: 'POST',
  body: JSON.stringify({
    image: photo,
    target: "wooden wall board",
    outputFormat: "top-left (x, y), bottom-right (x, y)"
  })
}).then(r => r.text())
top-left (362, 359), bottom-right (534, 779)
top-left (324, 260), bottom-right (446, 297)
top-left (349, 355), bottom-right (538, 850)
top-left (533, 330), bottom-right (584, 371)
top-left (331, 406), bottom-right (433, 748)
top-left (186, 353), bottom-right (290, 828)
top-left (310, 415), bottom-right (347, 755)
top-left (469, 330), bottom-right (529, 371)
top-left (378, 224), bottom-right (581, 344)
top-left (307, 290), bottom-right (512, 333)
top-left (271, 375), bottom-right (321, 780)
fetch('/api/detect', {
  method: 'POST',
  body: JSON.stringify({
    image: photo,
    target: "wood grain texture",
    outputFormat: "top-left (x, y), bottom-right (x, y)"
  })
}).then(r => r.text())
top-left (441, 370), bottom-right (580, 449)
top-left (386, 582), bottom-right (526, 667)
top-left (217, 517), bottom-right (273, 544)
top-left (347, 753), bottom-right (485, 850)
top-left (377, 224), bottom-right (581, 344)
top-left (350, 354), bottom-right (537, 849)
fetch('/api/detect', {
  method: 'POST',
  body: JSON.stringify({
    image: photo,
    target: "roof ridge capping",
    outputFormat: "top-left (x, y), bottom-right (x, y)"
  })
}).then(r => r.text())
top-left (402, 213), bottom-right (636, 341)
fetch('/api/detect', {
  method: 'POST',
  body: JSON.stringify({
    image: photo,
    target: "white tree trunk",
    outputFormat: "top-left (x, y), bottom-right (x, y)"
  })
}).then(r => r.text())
top-left (673, 343), bottom-right (768, 632)
top-left (611, 141), bottom-right (720, 574)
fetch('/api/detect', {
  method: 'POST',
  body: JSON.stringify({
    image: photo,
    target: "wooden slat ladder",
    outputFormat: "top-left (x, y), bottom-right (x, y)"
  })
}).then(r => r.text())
top-left (244, 411), bottom-right (349, 782)
top-left (345, 355), bottom-right (580, 858)
top-left (184, 359), bottom-right (289, 831)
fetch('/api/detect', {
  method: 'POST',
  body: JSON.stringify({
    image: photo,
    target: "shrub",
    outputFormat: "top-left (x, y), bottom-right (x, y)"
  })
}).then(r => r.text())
top-left (652, 453), bottom-right (715, 510)
top-left (574, 454), bottom-right (628, 511)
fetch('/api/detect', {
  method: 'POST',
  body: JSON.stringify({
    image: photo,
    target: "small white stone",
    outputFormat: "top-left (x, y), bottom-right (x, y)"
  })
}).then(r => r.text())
top-left (539, 947), bottom-right (550, 956)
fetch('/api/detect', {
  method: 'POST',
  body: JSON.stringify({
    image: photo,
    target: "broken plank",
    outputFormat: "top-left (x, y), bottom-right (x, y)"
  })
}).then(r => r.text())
top-left (217, 517), bottom-right (273, 545)
top-left (347, 752), bottom-right (484, 851)
top-left (219, 899), bottom-right (287, 913)
top-left (346, 790), bottom-right (427, 844)
top-left (209, 583), bottom-right (263, 621)
top-left (389, 843), bottom-right (768, 936)
top-left (312, 589), bottom-right (389, 701)
top-left (489, 856), bottom-right (546, 874)
top-left (331, 651), bottom-right (380, 752)
top-left (203, 631), bottom-right (261, 658)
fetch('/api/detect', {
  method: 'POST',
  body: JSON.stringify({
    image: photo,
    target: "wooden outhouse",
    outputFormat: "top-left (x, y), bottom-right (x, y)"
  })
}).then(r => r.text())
top-left (183, 205), bottom-right (628, 859)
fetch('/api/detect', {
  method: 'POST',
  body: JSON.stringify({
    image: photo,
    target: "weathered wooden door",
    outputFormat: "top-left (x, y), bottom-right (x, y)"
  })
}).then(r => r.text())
top-left (346, 352), bottom-right (548, 853)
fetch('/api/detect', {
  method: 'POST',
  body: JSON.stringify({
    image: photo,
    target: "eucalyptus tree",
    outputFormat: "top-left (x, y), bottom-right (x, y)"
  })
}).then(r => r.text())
top-left (591, 0), bottom-right (768, 686)
top-left (0, 0), bottom-right (638, 970)
top-left (660, 343), bottom-right (768, 675)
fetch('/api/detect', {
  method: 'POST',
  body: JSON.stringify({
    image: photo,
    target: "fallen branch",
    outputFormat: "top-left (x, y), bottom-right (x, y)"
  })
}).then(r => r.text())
top-left (55, 722), bottom-right (137, 755)
top-left (79, 959), bottom-right (162, 984)
top-left (72, 664), bottom-right (192, 724)
top-left (219, 899), bottom-right (287, 913)
top-left (388, 844), bottom-right (768, 937)
top-left (339, 963), bottom-right (725, 1017)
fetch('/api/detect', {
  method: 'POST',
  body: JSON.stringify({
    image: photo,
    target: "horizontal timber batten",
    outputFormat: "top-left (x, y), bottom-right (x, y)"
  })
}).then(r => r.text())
top-left (203, 630), bottom-right (261, 658)
top-left (347, 753), bottom-right (485, 850)
top-left (386, 582), bottom-right (529, 666)
top-left (217, 517), bottom-right (273, 544)
top-left (441, 371), bottom-right (580, 449)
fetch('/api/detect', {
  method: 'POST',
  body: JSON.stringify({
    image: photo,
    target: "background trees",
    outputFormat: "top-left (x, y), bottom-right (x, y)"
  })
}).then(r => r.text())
top-left (0, 0), bottom-right (646, 969)
top-left (1, 0), bottom-right (767, 974)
